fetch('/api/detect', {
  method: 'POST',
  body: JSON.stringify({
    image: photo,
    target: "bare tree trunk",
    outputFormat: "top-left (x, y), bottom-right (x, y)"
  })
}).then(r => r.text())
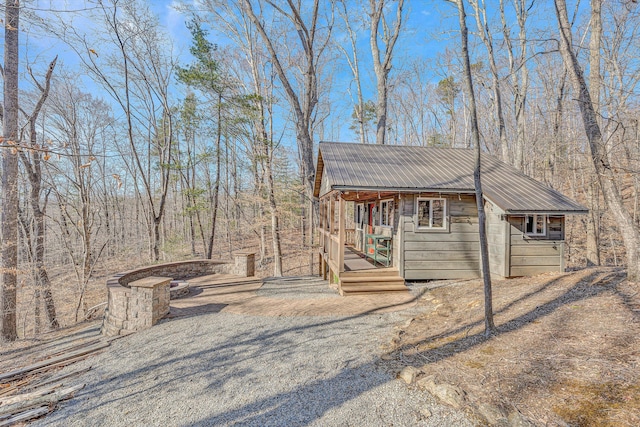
top-left (246, 26), bottom-right (283, 275)
top-left (265, 151), bottom-right (283, 277)
top-left (17, 207), bottom-right (38, 334)
top-left (470, 0), bottom-right (509, 162)
top-left (500, 0), bottom-right (529, 170)
top-left (454, 0), bottom-right (495, 335)
top-left (1, 0), bottom-right (20, 341)
top-left (514, 1), bottom-right (529, 171)
top-left (300, 170), bottom-right (307, 249)
top-left (259, 202), bottom-right (267, 266)
top-left (206, 92), bottom-right (222, 260)
top-left (18, 57), bottom-right (59, 331)
top-left (263, 76), bottom-right (283, 277)
top-left (555, 0), bottom-right (640, 280)
top-left (585, 0), bottom-right (602, 266)
top-left (153, 217), bottom-right (162, 261)
top-left (548, 69), bottom-right (567, 187)
top-left (589, 0), bottom-right (602, 128)
top-left (370, 0), bottom-right (405, 145)
top-left (337, 0), bottom-right (367, 144)
top-left (26, 165), bottom-right (59, 330)
top-left (585, 181), bottom-right (601, 266)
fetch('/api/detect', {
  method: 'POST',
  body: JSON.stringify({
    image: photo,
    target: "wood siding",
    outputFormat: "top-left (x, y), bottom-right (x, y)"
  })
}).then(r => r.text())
top-left (508, 216), bottom-right (564, 276)
top-left (402, 193), bottom-right (481, 280)
top-left (486, 202), bottom-right (509, 278)
top-left (319, 168), bottom-right (331, 197)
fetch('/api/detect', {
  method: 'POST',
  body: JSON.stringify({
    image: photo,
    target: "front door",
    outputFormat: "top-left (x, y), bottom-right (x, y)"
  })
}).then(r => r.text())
top-left (367, 202), bottom-right (377, 255)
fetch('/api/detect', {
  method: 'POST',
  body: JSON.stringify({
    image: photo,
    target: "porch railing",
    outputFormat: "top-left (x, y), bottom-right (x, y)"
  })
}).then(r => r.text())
top-left (345, 228), bottom-right (356, 246)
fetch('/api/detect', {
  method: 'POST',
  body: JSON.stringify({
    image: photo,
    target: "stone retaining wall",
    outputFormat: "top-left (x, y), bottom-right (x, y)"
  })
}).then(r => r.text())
top-left (102, 254), bottom-right (255, 336)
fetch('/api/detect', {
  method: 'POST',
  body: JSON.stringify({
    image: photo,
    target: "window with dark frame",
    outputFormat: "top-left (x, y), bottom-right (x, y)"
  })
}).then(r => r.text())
top-left (355, 203), bottom-right (364, 228)
top-left (525, 214), bottom-right (546, 236)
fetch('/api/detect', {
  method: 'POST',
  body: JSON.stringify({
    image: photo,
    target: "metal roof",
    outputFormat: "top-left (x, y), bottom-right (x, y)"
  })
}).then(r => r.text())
top-left (314, 142), bottom-right (587, 214)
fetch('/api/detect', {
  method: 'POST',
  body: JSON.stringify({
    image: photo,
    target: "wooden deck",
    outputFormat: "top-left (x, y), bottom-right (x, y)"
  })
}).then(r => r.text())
top-left (338, 247), bottom-right (408, 296)
top-left (343, 247), bottom-right (377, 271)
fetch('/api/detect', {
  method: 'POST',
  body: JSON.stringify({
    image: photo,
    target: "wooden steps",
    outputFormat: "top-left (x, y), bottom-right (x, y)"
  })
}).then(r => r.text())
top-left (338, 270), bottom-right (408, 296)
top-left (340, 268), bottom-right (400, 278)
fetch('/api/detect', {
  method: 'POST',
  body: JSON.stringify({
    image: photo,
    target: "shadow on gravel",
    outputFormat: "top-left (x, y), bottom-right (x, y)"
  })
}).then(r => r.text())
top-left (165, 302), bottom-right (227, 319)
top-left (51, 298), bottom-right (418, 426)
top-left (191, 361), bottom-right (385, 426)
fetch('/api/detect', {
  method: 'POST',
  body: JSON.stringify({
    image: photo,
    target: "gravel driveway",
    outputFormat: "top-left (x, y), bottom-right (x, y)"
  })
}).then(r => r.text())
top-left (35, 277), bottom-right (472, 427)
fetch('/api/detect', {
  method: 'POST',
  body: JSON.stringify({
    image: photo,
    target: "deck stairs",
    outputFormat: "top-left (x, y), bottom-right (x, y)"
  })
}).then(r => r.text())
top-left (338, 267), bottom-right (408, 296)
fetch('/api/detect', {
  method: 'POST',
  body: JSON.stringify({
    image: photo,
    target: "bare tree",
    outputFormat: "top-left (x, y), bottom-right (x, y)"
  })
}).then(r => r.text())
top-left (469, 0), bottom-right (509, 162)
top-left (59, 0), bottom-right (176, 261)
top-left (241, 0), bottom-right (333, 248)
top-left (554, 0), bottom-right (640, 281)
top-left (435, 74), bottom-right (460, 147)
top-left (1, 0), bottom-right (20, 341)
top-left (501, 0), bottom-right (531, 170)
top-left (45, 78), bottom-right (112, 321)
top-left (452, 0), bottom-right (495, 335)
top-left (196, 1), bottom-right (288, 274)
top-left (336, 0), bottom-right (368, 144)
top-left (175, 93), bottom-right (207, 257)
top-left (369, 0), bottom-right (405, 145)
top-left (17, 57), bottom-right (60, 332)
top-left (245, 36), bottom-right (284, 276)
top-left (585, 0), bottom-right (602, 266)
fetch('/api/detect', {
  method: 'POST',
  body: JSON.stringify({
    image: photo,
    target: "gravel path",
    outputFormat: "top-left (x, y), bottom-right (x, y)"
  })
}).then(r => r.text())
top-left (36, 279), bottom-right (473, 427)
top-left (257, 276), bottom-right (340, 300)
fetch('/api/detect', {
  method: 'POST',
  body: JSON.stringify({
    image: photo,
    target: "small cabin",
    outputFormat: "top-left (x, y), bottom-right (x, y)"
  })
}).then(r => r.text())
top-left (314, 142), bottom-right (587, 295)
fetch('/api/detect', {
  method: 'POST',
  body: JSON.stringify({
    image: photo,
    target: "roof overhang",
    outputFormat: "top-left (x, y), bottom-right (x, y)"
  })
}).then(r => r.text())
top-left (312, 150), bottom-right (324, 198)
top-left (331, 186), bottom-right (476, 193)
top-left (483, 195), bottom-right (588, 215)
top-left (503, 209), bottom-right (589, 215)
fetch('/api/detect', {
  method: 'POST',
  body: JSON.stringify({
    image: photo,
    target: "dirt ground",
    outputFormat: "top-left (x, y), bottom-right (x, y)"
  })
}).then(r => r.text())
top-left (382, 268), bottom-right (640, 426)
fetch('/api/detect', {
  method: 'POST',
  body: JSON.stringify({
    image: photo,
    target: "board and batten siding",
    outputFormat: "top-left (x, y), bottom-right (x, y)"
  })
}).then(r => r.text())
top-left (508, 216), bottom-right (564, 276)
top-left (402, 193), bottom-right (481, 280)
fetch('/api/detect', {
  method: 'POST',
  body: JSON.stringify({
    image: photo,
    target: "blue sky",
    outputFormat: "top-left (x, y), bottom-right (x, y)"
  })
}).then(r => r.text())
top-left (148, 0), bottom-right (460, 142)
top-left (5, 0), bottom-right (577, 145)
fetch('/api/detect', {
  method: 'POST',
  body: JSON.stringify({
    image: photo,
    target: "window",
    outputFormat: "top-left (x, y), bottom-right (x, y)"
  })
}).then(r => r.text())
top-left (355, 203), bottom-right (364, 229)
top-left (380, 199), bottom-right (394, 227)
top-left (525, 214), bottom-right (546, 236)
top-left (416, 198), bottom-right (447, 229)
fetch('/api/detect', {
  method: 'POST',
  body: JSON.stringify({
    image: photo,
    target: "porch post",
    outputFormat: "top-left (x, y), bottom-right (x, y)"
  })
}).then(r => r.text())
top-left (338, 195), bottom-right (345, 273)
top-left (328, 196), bottom-right (333, 265)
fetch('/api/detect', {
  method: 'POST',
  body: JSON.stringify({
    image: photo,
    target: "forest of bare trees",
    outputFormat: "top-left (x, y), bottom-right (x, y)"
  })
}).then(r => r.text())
top-left (1, 0), bottom-right (640, 341)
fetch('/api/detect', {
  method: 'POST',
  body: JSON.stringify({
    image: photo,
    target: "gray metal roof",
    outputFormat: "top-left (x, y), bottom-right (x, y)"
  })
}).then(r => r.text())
top-left (315, 142), bottom-right (587, 214)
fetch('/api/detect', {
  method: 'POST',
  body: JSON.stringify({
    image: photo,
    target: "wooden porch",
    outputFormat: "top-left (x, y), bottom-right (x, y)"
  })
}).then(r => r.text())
top-left (317, 192), bottom-right (408, 296)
